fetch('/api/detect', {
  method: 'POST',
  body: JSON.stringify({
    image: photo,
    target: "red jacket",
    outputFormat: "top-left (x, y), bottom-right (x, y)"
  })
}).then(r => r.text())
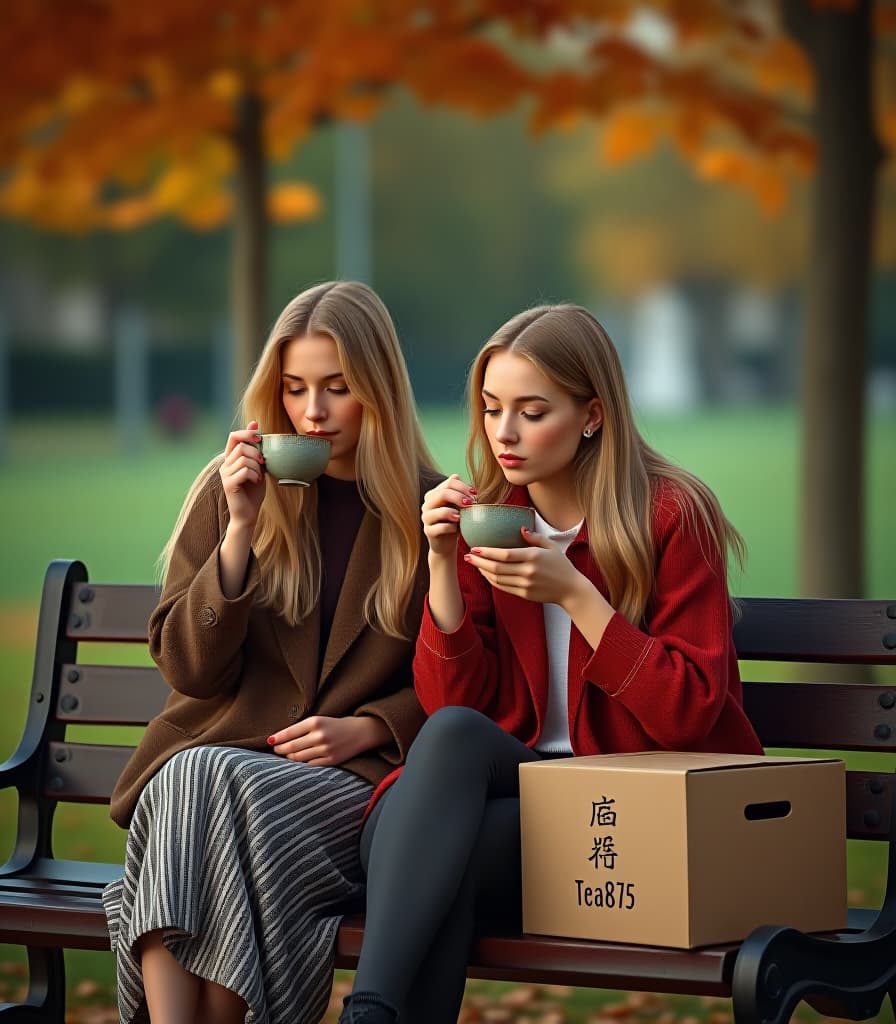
top-left (368, 482), bottom-right (762, 810)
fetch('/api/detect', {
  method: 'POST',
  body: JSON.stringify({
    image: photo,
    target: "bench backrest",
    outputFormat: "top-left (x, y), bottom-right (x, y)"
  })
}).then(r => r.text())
top-left (7, 559), bottom-right (896, 867)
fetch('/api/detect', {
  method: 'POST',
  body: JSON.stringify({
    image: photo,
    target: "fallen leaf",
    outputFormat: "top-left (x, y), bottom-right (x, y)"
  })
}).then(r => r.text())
top-left (482, 1009), bottom-right (513, 1022)
top-left (500, 986), bottom-right (538, 1006)
top-left (532, 1012), bottom-right (566, 1024)
top-left (73, 979), bottom-right (102, 999)
top-left (598, 1002), bottom-right (637, 1019)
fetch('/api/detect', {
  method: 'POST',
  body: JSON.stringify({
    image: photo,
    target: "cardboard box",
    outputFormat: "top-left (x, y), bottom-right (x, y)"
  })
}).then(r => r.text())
top-left (519, 751), bottom-right (847, 948)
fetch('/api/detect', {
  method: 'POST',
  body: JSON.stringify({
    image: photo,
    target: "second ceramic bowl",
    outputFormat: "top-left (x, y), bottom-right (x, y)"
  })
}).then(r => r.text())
top-left (459, 503), bottom-right (536, 548)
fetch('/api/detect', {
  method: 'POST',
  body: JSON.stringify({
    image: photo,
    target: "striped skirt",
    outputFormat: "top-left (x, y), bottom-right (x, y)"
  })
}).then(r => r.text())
top-left (102, 745), bottom-right (373, 1024)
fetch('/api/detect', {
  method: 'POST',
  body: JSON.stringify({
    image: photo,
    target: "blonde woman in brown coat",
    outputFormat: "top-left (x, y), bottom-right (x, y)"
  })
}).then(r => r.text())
top-left (102, 282), bottom-right (441, 1024)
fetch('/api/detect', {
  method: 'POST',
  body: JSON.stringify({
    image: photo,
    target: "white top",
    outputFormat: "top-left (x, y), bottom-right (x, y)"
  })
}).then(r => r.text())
top-left (532, 510), bottom-right (583, 755)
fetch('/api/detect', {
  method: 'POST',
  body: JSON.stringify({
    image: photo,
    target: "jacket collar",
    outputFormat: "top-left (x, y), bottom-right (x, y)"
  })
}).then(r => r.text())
top-left (505, 485), bottom-right (590, 550)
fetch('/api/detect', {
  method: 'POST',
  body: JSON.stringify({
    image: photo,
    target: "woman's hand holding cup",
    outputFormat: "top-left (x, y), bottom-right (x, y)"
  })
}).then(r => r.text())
top-left (220, 421), bottom-right (267, 530)
top-left (421, 474), bottom-right (476, 558)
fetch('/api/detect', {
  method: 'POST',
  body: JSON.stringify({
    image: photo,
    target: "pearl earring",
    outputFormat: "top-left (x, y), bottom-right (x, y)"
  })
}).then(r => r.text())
top-left (583, 427), bottom-right (594, 438)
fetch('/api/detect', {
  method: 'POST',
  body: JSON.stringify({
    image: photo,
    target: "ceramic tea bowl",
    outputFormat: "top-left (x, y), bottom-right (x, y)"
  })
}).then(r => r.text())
top-left (459, 503), bottom-right (536, 549)
top-left (260, 433), bottom-right (332, 486)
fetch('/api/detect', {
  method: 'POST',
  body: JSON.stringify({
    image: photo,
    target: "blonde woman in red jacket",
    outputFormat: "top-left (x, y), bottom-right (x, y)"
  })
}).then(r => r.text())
top-left (338, 304), bottom-right (762, 1024)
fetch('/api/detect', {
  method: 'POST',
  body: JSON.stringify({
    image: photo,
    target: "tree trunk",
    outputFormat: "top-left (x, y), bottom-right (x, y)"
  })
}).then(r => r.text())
top-left (782, 0), bottom-right (882, 600)
top-left (231, 90), bottom-right (268, 410)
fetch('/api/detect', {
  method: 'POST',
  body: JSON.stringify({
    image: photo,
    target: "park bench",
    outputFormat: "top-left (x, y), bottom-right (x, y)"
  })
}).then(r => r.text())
top-left (1, 558), bottom-right (895, 1023)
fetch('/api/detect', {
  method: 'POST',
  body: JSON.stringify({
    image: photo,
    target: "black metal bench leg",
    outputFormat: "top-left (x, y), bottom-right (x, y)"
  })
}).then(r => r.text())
top-left (731, 923), bottom-right (896, 1024)
top-left (0, 947), bottom-right (66, 1023)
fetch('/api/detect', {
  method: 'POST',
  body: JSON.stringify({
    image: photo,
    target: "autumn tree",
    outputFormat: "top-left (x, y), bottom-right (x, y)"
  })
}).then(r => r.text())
top-left (2, 0), bottom-right (892, 599)
top-left (1, 1), bottom-right (538, 385)
top-left (536, 0), bottom-right (892, 601)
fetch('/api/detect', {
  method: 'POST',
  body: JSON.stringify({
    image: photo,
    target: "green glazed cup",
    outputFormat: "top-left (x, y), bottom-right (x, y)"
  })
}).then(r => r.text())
top-left (259, 433), bottom-right (332, 486)
top-left (459, 503), bottom-right (536, 548)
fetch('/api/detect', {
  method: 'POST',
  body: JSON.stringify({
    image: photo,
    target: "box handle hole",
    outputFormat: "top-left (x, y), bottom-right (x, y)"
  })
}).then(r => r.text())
top-left (744, 800), bottom-right (791, 820)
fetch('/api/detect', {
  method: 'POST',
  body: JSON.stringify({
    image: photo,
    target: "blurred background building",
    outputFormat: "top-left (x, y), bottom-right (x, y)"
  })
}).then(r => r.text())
top-left (2, 98), bottom-right (893, 424)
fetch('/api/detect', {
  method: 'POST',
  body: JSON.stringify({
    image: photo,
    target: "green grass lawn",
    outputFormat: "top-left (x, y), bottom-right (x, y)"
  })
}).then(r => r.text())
top-left (0, 405), bottom-right (893, 604)
top-left (0, 406), bottom-right (894, 1018)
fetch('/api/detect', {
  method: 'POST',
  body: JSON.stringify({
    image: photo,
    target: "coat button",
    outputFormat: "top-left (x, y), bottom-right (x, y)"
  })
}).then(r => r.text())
top-left (199, 606), bottom-right (218, 627)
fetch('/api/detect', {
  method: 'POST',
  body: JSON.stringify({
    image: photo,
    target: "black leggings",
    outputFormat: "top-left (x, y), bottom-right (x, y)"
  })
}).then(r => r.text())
top-left (354, 706), bottom-right (545, 1024)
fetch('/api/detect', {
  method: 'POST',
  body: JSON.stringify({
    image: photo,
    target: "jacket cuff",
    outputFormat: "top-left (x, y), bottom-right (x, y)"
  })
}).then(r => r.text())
top-left (188, 544), bottom-right (262, 628)
top-left (585, 611), bottom-right (655, 699)
top-left (354, 692), bottom-right (426, 765)
top-left (417, 597), bottom-right (481, 660)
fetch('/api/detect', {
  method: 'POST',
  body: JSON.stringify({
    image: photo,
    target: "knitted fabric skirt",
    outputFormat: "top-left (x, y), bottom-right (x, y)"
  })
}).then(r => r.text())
top-left (102, 745), bottom-right (373, 1024)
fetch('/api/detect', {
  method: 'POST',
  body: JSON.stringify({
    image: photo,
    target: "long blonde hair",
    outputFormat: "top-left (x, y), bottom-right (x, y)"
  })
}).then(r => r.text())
top-left (161, 281), bottom-right (438, 639)
top-left (466, 304), bottom-right (744, 626)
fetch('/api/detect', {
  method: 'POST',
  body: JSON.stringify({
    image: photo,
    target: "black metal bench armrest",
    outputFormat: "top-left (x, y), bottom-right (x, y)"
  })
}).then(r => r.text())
top-left (732, 769), bottom-right (896, 1023)
top-left (731, 921), bottom-right (896, 1024)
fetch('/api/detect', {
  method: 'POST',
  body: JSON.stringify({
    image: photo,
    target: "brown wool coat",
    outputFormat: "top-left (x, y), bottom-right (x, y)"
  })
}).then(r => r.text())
top-left (110, 471), bottom-right (436, 827)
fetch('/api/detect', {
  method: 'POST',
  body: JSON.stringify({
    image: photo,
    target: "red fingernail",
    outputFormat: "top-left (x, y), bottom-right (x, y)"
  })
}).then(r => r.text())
top-left (461, 497), bottom-right (474, 505)
top-left (471, 548), bottom-right (482, 555)
top-left (267, 735), bottom-right (276, 745)
top-left (463, 553), bottom-right (472, 562)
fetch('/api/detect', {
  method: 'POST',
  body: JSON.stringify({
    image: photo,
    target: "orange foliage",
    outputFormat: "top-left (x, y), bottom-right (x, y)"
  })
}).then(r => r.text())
top-left (0, 0), bottom-right (891, 231)
top-left (658, 0), bottom-right (732, 45)
top-left (696, 146), bottom-right (788, 215)
top-left (403, 36), bottom-right (534, 115)
top-left (101, 197), bottom-right (159, 231)
top-left (751, 39), bottom-right (813, 98)
top-left (179, 191), bottom-right (233, 230)
top-left (671, 106), bottom-right (710, 160)
top-left (268, 182), bottom-right (322, 222)
top-left (530, 73), bottom-right (591, 135)
top-left (602, 106), bottom-right (669, 165)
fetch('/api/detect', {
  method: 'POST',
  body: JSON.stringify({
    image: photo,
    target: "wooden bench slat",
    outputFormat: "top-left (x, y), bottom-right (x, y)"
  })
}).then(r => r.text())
top-left (465, 935), bottom-right (736, 996)
top-left (0, 892), bottom-right (113, 950)
top-left (334, 917), bottom-right (738, 996)
top-left (5, 858), bottom-right (123, 889)
top-left (743, 681), bottom-right (896, 752)
top-left (733, 598), bottom-right (896, 663)
top-left (0, 877), bottom-right (111, 901)
top-left (43, 743), bottom-right (136, 803)
top-left (64, 582), bottom-right (159, 642)
top-left (55, 590), bottom-right (896, 661)
top-left (56, 664), bottom-right (169, 724)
